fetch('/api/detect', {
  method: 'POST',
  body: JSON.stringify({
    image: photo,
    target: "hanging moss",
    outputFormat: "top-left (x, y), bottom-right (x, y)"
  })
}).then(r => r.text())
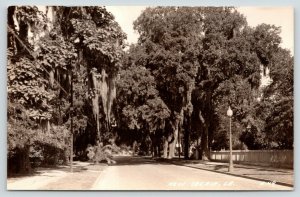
top-left (90, 68), bottom-right (117, 140)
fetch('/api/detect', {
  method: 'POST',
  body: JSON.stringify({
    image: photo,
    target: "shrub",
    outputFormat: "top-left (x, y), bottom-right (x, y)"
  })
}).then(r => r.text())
top-left (29, 143), bottom-right (66, 167)
top-left (86, 142), bottom-right (120, 164)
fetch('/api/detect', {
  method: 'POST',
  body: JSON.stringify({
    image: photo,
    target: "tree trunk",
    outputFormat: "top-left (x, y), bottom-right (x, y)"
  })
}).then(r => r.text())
top-left (201, 126), bottom-right (210, 160)
top-left (63, 147), bottom-right (69, 165)
top-left (184, 112), bottom-right (190, 159)
top-left (163, 137), bottom-right (168, 158)
top-left (158, 143), bottom-right (161, 157)
top-left (154, 139), bottom-right (159, 157)
top-left (168, 126), bottom-right (178, 159)
top-left (150, 133), bottom-right (157, 157)
top-left (16, 146), bottom-right (31, 174)
top-left (151, 139), bottom-right (155, 157)
top-left (7, 6), bottom-right (15, 53)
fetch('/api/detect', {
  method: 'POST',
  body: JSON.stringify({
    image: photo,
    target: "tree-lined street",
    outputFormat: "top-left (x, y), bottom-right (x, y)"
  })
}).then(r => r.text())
top-left (7, 6), bottom-right (293, 190)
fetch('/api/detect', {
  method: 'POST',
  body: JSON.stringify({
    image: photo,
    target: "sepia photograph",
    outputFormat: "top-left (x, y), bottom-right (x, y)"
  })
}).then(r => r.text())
top-left (6, 5), bottom-right (294, 190)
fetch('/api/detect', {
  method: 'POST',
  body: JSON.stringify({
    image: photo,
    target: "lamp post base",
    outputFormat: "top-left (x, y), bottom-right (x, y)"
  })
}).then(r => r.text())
top-left (228, 164), bottom-right (234, 172)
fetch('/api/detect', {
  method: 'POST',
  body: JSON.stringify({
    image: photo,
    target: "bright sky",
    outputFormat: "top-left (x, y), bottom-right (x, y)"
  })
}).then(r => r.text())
top-left (106, 6), bottom-right (294, 55)
top-left (238, 7), bottom-right (294, 55)
top-left (106, 6), bottom-right (147, 45)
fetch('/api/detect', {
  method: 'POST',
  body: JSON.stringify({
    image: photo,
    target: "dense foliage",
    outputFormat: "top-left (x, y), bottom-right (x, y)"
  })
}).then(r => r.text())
top-left (7, 6), bottom-right (125, 174)
top-left (118, 7), bottom-right (293, 159)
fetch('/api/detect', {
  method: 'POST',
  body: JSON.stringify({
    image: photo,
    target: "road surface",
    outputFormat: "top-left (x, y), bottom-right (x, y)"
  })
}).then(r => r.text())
top-left (92, 156), bottom-right (292, 190)
top-left (7, 156), bottom-right (293, 190)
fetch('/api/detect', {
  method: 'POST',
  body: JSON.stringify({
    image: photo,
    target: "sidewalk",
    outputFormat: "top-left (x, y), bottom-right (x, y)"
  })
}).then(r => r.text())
top-left (7, 161), bottom-right (107, 190)
top-left (159, 159), bottom-right (293, 187)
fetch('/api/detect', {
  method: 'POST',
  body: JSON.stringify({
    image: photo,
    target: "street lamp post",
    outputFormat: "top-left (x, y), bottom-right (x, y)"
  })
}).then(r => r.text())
top-left (70, 68), bottom-right (74, 173)
top-left (227, 106), bottom-right (234, 172)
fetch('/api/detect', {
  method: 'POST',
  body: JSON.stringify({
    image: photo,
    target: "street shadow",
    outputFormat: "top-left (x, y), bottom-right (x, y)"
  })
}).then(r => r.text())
top-left (255, 167), bottom-right (292, 173)
top-left (213, 165), bottom-right (228, 170)
top-left (243, 173), bottom-right (292, 176)
top-left (8, 171), bottom-right (43, 179)
top-left (7, 162), bottom-right (93, 178)
top-left (37, 163), bottom-right (90, 173)
top-left (111, 156), bottom-right (172, 166)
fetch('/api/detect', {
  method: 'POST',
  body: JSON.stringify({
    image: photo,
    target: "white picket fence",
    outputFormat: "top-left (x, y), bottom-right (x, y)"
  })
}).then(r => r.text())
top-left (210, 150), bottom-right (293, 168)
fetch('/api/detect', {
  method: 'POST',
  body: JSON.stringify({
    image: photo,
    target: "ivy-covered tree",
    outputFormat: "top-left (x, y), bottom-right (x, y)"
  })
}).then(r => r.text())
top-left (7, 6), bottom-right (126, 173)
top-left (7, 6), bottom-right (59, 173)
top-left (37, 6), bottom-right (126, 143)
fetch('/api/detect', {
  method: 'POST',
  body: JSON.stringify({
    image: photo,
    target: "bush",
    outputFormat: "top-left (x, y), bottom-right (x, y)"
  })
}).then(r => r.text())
top-left (119, 144), bottom-right (132, 155)
top-left (86, 142), bottom-right (120, 164)
top-left (29, 143), bottom-right (67, 167)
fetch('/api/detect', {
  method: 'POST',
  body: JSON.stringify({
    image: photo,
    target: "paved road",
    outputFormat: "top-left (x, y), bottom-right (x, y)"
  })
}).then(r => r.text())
top-left (92, 156), bottom-right (292, 190)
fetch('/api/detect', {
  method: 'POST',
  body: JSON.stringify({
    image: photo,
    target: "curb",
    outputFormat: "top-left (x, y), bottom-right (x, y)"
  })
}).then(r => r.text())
top-left (164, 160), bottom-right (293, 188)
